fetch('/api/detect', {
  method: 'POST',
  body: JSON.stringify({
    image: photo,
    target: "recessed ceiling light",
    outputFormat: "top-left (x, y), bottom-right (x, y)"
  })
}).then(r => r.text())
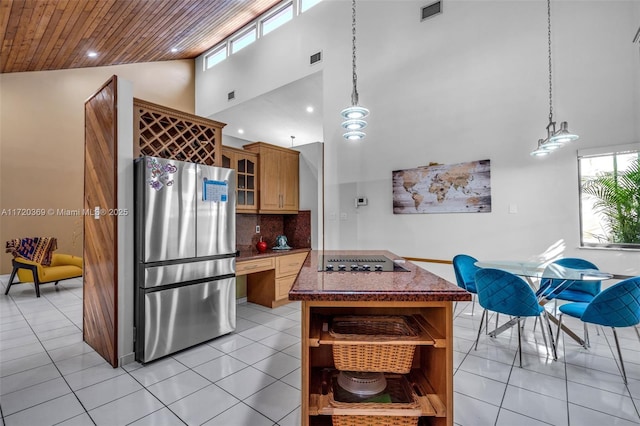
top-left (238, 129), bottom-right (244, 134)
top-left (87, 51), bottom-right (97, 58)
top-left (306, 106), bottom-right (314, 113)
top-left (171, 48), bottom-right (178, 53)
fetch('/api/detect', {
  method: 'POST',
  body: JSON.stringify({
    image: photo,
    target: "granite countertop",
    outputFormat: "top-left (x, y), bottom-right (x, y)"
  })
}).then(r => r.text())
top-left (288, 250), bottom-right (471, 302)
top-left (236, 246), bottom-right (311, 261)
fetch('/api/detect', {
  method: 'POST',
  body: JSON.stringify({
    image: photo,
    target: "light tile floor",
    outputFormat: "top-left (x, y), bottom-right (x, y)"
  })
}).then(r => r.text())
top-left (1, 276), bottom-right (639, 425)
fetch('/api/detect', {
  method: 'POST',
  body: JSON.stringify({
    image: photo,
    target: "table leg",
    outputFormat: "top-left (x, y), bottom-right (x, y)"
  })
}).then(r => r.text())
top-left (543, 312), bottom-right (558, 360)
top-left (488, 317), bottom-right (518, 338)
top-left (537, 286), bottom-right (586, 356)
top-left (523, 275), bottom-right (538, 290)
top-left (546, 313), bottom-right (585, 346)
top-left (487, 313), bottom-right (559, 361)
top-left (485, 310), bottom-right (560, 357)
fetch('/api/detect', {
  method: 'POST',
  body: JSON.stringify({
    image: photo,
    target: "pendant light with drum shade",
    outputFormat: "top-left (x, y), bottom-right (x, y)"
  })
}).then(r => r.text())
top-left (341, 0), bottom-right (369, 140)
top-left (531, 0), bottom-right (579, 157)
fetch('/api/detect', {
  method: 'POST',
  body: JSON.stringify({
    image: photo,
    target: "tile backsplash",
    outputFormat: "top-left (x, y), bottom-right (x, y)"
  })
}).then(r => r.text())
top-left (236, 210), bottom-right (311, 249)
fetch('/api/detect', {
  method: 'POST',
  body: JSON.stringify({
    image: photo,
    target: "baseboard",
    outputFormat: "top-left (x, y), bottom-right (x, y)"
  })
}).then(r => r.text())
top-left (236, 297), bottom-right (247, 304)
top-left (119, 352), bottom-right (136, 367)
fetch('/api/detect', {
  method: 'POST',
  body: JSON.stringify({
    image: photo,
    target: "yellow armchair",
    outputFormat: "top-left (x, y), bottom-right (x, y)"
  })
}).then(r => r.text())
top-left (5, 253), bottom-right (83, 297)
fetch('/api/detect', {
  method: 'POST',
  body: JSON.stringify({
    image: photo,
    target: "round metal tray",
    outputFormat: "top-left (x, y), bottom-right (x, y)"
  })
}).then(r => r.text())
top-left (336, 371), bottom-right (387, 396)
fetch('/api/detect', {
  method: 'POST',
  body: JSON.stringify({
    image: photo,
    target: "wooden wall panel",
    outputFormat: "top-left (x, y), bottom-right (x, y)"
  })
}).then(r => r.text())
top-left (83, 76), bottom-right (118, 367)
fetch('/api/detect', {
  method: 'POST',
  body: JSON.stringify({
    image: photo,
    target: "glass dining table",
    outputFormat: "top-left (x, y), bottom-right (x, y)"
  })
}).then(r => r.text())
top-left (474, 260), bottom-right (614, 359)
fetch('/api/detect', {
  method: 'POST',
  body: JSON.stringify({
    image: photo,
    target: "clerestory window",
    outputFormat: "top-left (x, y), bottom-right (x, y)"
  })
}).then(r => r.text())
top-left (231, 27), bottom-right (257, 54)
top-left (204, 45), bottom-right (227, 70)
top-left (262, 3), bottom-right (293, 36)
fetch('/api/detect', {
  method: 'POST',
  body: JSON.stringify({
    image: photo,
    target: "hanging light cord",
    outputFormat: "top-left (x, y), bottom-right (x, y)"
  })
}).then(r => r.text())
top-left (532, 0), bottom-right (578, 155)
top-left (340, 0), bottom-right (368, 140)
top-left (547, 0), bottom-right (553, 124)
top-left (350, 0), bottom-right (359, 106)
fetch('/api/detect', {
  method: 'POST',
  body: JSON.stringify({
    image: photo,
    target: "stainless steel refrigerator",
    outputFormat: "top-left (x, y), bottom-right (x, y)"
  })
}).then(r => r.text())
top-left (134, 156), bottom-right (236, 363)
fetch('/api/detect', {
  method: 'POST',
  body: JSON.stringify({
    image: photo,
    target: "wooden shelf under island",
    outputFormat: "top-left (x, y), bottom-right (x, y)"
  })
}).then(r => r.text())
top-left (289, 250), bottom-right (471, 426)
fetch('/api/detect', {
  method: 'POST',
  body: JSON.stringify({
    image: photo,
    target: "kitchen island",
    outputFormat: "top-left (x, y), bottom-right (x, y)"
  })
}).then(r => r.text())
top-left (289, 250), bottom-right (471, 426)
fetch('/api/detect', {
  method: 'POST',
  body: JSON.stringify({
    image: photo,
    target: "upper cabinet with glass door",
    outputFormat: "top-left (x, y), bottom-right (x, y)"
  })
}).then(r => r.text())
top-left (222, 146), bottom-right (258, 213)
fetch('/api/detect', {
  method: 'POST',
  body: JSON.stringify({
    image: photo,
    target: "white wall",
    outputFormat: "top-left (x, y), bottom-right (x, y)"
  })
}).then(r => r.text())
top-left (116, 78), bottom-right (135, 366)
top-left (0, 60), bottom-right (195, 274)
top-left (196, 1), bottom-right (640, 277)
top-left (223, 134), bottom-right (252, 149)
top-left (295, 142), bottom-right (324, 249)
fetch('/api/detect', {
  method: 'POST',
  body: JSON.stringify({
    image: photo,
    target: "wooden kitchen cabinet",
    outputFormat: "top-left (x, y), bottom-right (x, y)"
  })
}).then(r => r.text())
top-left (275, 251), bottom-right (309, 300)
top-left (244, 251), bottom-right (309, 308)
top-left (302, 303), bottom-right (452, 426)
top-left (221, 146), bottom-right (258, 213)
top-left (289, 251), bottom-right (470, 426)
top-left (235, 257), bottom-right (274, 276)
top-left (243, 142), bottom-right (299, 214)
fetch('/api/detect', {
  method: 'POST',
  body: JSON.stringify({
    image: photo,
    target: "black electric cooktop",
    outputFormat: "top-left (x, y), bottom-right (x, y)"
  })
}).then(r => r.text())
top-left (319, 255), bottom-right (410, 272)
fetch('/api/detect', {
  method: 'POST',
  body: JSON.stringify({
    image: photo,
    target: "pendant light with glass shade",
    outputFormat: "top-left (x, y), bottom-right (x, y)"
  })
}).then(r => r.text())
top-left (341, 0), bottom-right (369, 140)
top-left (531, 0), bottom-right (579, 157)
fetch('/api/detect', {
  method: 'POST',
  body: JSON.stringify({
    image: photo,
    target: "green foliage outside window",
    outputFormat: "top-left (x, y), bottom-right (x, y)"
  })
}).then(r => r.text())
top-left (580, 151), bottom-right (640, 247)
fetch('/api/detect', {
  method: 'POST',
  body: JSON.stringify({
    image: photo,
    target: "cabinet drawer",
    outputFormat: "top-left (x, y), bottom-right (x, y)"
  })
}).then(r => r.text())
top-left (276, 275), bottom-right (297, 300)
top-left (276, 252), bottom-right (308, 277)
top-left (236, 257), bottom-right (275, 276)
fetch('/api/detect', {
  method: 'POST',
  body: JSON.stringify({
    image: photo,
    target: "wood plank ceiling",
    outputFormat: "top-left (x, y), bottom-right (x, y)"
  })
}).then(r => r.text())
top-left (0, 0), bottom-right (282, 74)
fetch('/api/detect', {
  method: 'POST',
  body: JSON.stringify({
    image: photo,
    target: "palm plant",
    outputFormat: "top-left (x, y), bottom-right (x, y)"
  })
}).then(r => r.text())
top-left (581, 157), bottom-right (640, 244)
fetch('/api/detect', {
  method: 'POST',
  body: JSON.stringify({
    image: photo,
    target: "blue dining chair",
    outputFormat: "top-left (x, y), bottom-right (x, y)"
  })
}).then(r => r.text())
top-left (538, 258), bottom-right (602, 305)
top-left (556, 276), bottom-right (640, 384)
top-left (474, 268), bottom-right (551, 367)
top-left (453, 254), bottom-right (480, 315)
top-left (534, 258), bottom-right (603, 343)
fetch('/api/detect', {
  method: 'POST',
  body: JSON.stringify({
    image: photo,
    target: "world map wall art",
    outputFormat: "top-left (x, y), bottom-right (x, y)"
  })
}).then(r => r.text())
top-left (392, 159), bottom-right (491, 214)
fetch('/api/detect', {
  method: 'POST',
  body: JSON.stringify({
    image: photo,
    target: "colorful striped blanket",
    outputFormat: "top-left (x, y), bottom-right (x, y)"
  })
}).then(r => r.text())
top-left (5, 237), bottom-right (57, 266)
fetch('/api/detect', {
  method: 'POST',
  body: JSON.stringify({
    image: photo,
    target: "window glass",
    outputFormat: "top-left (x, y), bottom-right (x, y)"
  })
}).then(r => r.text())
top-left (205, 46), bottom-right (226, 69)
top-left (231, 28), bottom-right (256, 54)
top-left (263, 4), bottom-right (293, 36)
top-left (300, 0), bottom-right (322, 13)
top-left (579, 147), bottom-right (640, 248)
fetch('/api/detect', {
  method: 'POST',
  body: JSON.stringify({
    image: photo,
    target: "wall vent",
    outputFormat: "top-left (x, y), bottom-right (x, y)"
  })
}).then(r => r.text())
top-left (310, 51), bottom-right (322, 65)
top-left (227, 90), bottom-right (235, 101)
top-left (421, 1), bottom-right (442, 21)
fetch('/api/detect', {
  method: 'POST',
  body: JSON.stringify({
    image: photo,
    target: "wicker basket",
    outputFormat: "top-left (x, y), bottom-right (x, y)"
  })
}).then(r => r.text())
top-left (327, 372), bottom-right (423, 426)
top-left (330, 316), bottom-right (419, 374)
top-left (332, 415), bottom-right (419, 426)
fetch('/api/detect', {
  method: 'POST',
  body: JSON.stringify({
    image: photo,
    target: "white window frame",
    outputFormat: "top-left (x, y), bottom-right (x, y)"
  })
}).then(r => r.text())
top-left (230, 26), bottom-right (257, 54)
top-left (261, 2), bottom-right (294, 36)
top-left (204, 44), bottom-right (228, 70)
top-left (299, 0), bottom-right (322, 14)
top-left (578, 143), bottom-right (640, 250)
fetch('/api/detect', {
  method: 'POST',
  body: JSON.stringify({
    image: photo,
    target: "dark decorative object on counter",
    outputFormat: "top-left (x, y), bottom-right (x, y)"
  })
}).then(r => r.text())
top-left (256, 236), bottom-right (267, 253)
top-left (273, 235), bottom-right (292, 250)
